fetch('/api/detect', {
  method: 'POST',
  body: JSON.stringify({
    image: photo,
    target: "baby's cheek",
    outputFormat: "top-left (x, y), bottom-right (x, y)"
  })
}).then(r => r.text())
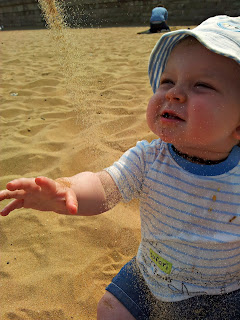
top-left (146, 104), bottom-right (157, 133)
top-left (146, 92), bottom-right (163, 129)
top-left (146, 103), bottom-right (154, 127)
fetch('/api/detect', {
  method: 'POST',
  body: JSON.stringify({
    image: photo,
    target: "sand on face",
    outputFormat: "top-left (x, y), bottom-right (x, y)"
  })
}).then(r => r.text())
top-left (0, 24), bottom-right (191, 319)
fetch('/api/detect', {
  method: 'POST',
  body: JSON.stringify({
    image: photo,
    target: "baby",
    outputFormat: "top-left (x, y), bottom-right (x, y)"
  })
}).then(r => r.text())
top-left (1, 15), bottom-right (240, 320)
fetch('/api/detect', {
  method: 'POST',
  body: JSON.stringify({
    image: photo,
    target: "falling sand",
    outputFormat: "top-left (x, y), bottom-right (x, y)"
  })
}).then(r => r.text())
top-left (0, 1), bottom-right (194, 318)
top-left (38, 0), bottom-right (92, 119)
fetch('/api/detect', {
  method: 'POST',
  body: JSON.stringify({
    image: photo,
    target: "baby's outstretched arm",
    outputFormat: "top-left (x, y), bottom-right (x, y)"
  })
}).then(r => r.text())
top-left (0, 171), bottom-right (121, 217)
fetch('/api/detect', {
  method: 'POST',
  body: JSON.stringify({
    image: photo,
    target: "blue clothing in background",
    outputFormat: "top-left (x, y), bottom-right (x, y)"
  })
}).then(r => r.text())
top-left (150, 7), bottom-right (170, 33)
top-left (150, 7), bottom-right (168, 23)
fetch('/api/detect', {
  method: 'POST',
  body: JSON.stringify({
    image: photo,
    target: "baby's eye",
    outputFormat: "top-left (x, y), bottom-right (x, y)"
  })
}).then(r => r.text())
top-left (160, 78), bottom-right (174, 85)
top-left (195, 82), bottom-right (215, 90)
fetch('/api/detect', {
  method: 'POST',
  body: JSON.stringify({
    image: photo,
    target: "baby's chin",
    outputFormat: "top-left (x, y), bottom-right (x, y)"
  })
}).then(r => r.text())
top-left (158, 135), bottom-right (196, 152)
top-left (151, 126), bottom-right (185, 144)
top-left (154, 132), bottom-right (181, 145)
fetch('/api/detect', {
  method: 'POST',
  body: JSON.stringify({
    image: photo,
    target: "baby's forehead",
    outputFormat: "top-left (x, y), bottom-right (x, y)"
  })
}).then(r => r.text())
top-left (163, 38), bottom-right (240, 82)
top-left (168, 36), bottom-right (239, 69)
top-left (165, 37), bottom-right (207, 65)
top-left (171, 36), bottom-right (203, 54)
top-left (175, 35), bottom-right (200, 46)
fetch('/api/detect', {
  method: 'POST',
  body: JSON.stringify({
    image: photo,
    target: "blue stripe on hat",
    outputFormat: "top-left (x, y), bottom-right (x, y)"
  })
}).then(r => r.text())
top-left (149, 33), bottom-right (188, 93)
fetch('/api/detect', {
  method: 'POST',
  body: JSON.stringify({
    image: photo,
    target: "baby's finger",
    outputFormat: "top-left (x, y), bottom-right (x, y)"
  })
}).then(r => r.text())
top-left (65, 190), bottom-right (78, 215)
top-left (1, 199), bottom-right (24, 216)
top-left (0, 189), bottom-right (26, 201)
top-left (7, 178), bottom-right (39, 192)
top-left (35, 176), bottom-right (57, 193)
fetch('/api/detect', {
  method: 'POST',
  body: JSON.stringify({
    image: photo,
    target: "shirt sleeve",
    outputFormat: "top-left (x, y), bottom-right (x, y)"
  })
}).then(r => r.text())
top-left (164, 9), bottom-right (168, 20)
top-left (104, 141), bottom-right (149, 202)
top-left (104, 139), bottom-right (163, 202)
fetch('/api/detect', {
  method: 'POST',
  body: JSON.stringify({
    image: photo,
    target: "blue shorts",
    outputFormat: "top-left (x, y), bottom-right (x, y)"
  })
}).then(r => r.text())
top-left (106, 257), bottom-right (240, 320)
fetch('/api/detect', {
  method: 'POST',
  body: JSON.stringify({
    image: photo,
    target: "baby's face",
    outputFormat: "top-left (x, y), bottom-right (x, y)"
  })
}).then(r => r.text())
top-left (146, 39), bottom-right (240, 158)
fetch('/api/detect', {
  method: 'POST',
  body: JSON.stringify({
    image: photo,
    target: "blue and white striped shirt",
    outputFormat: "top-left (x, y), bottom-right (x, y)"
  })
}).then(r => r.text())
top-left (105, 139), bottom-right (240, 302)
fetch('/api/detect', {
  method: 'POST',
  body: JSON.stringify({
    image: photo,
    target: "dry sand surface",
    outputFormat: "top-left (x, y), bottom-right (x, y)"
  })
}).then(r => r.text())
top-left (0, 25), bottom-right (191, 319)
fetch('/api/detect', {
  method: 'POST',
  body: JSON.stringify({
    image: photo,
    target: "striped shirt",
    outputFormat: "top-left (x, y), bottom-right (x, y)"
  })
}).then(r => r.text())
top-left (105, 139), bottom-right (240, 302)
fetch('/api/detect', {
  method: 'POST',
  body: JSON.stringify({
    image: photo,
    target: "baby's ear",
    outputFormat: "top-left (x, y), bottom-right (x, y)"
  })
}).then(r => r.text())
top-left (233, 124), bottom-right (240, 142)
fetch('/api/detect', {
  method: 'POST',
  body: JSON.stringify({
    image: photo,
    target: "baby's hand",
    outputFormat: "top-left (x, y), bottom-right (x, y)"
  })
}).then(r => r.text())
top-left (0, 176), bottom-right (78, 216)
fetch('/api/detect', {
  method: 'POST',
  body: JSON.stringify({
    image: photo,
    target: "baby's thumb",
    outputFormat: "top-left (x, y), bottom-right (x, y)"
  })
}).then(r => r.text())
top-left (66, 190), bottom-right (78, 215)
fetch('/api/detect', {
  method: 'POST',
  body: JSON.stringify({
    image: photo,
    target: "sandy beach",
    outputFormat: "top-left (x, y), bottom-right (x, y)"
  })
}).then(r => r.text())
top-left (0, 25), bottom-right (190, 319)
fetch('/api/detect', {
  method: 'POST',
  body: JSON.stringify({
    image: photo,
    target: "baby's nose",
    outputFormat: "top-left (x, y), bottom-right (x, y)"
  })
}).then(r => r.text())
top-left (166, 86), bottom-right (187, 103)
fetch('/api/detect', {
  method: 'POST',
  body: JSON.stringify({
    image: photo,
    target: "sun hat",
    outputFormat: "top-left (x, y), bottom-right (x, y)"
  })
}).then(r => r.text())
top-left (148, 15), bottom-right (240, 93)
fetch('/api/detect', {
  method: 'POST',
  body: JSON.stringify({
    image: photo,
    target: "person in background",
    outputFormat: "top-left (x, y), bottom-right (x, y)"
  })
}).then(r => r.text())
top-left (150, 4), bottom-right (170, 33)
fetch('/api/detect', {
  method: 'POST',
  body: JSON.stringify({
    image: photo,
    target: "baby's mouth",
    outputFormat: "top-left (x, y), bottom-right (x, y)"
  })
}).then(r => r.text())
top-left (161, 112), bottom-right (184, 121)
